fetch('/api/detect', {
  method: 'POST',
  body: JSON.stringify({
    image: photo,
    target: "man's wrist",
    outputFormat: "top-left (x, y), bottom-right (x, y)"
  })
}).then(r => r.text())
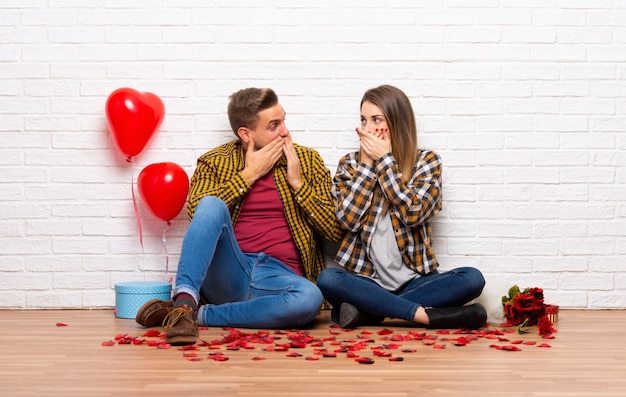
top-left (240, 168), bottom-right (258, 186)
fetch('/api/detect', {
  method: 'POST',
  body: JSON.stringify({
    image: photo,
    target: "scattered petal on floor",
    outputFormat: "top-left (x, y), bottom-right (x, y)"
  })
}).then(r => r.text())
top-left (143, 329), bottom-right (160, 337)
top-left (101, 318), bottom-right (556, 364)
top-left (490, 344), bottom-right (521, 351)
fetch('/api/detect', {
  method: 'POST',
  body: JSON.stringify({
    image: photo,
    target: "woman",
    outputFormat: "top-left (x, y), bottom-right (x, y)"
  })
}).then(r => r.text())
top-left (317, 85), bottom-right (487, 329)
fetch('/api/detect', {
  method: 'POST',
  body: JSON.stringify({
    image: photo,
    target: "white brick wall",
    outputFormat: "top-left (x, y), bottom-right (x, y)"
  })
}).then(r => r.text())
top-left (1, 1), bottom-right (624, 310)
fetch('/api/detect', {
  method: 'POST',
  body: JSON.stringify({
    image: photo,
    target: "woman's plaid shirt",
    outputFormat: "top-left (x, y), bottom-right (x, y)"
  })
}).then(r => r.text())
top-left (332, 149), bottom-right (442, 277)
top-left (187, 140), bottom-right (343, 284)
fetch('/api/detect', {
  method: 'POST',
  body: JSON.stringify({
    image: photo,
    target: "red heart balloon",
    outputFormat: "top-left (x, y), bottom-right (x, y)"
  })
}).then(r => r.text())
top-left (138, 162), bottom-right (189, 222)
top-left (105, 88), bottom-right (165, 160)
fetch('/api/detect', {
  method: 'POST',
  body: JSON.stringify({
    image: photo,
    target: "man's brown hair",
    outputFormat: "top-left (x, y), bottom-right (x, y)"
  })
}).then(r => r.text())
top-left (227, 88), bottom-right (279, 136)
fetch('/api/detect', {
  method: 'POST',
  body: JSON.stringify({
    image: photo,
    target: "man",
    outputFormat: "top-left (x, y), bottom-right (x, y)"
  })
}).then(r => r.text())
top-left (135, 88), bottom-right (343, 345)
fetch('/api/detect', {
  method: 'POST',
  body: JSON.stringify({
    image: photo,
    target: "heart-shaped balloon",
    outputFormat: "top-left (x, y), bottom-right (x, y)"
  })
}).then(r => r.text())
top-left (138, 162), bottom-right (189, 222)
top-left (106, 88), bottom-right (165, 160)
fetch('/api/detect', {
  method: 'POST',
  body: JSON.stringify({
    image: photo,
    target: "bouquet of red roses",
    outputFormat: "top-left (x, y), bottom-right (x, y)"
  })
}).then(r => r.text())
top-left (501, 285), bottom-right (546, 326)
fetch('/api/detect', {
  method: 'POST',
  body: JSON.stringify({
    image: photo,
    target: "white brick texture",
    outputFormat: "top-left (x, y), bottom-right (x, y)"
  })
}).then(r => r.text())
top-left (1, 1), bottom-right (624, 310)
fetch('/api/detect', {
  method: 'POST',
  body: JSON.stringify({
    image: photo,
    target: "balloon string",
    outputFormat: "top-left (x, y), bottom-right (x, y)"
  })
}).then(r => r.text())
top-left (131, 161), bottom-right (144, 253)
top-left (162, 222), bottom-right (172, 283)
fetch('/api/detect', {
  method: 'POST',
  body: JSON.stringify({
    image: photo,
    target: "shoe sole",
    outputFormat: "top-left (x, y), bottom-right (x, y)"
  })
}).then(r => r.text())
top-left (339, 302), bottom-right (361, 329)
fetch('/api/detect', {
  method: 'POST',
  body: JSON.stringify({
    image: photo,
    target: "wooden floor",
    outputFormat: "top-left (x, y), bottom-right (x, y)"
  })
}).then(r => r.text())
top-left (0, 309), bottom-right (625, 397)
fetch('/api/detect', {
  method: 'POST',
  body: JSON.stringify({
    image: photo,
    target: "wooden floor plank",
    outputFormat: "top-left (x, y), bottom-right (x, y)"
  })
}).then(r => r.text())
top-left (0, 309), bottom-right (625, 397)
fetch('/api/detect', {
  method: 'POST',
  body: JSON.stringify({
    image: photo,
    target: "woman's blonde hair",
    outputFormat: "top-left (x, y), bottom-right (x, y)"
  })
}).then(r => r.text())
top-left (360, 85), bottom-right (418, 178)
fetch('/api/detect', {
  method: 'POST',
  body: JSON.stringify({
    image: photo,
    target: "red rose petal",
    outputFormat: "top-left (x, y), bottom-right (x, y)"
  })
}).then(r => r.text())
top-left (389, 357), bottom-right (404, 362)
top-left (305, 356), bottom-right (320, 361)
top-left (291, 340), bottom-right (306, 349)
top-left (56, 322), bottom-right (68, 327)
top-left (143, 329), bottom-right (160, 337)
top-left (355, 357), bottom-right (375, 364)
top-left (452, 337), bottom-right (468, 346)
top-left (251, 356), bottom-right (266, 361)
top-left (537, 343), bottom-right (552, 348)
top-left (490, 344), bottom-right (521, 351)
top-left (101, 340), bottom-right (115, 346)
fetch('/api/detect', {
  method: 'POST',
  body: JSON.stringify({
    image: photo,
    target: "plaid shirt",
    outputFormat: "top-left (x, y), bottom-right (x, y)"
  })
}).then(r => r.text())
top-left (187, 139), bottom-right (343, 284)
top-left (333, 149), bottom-right (442, 276)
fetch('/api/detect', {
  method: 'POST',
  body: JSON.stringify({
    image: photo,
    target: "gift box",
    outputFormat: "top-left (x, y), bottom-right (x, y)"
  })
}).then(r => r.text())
top-left (545, 304), bottom-right (559, 323)
top-left (114, 281), bottom-right (172, 319)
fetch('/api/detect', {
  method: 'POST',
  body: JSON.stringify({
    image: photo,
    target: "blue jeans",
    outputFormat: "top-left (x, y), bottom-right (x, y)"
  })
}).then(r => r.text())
top-left (316, 266), bottom-right (485, 321)
top-left (173, 196), bottom-right (323, 329)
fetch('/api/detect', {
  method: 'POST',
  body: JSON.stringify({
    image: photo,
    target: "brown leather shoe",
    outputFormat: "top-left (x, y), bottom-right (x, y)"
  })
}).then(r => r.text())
top-left (135, 299), bottom-right (173, 327)
top-left (162, 304), bottom-right (198, 345)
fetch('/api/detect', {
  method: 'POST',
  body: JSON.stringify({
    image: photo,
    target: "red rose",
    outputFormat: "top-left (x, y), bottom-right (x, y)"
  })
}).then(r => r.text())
top-left (527, 287), bottom-right (545, 303)
top-left (538, 316), bottom-right (555, 336)
top-left (502, 285), bottom-right (548, 326)
top-left (513, 293), bottom-right (536, 310)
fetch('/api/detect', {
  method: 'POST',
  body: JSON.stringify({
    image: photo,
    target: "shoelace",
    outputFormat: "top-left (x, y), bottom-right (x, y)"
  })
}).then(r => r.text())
top-left (162, 306), bottom-right (193, 329)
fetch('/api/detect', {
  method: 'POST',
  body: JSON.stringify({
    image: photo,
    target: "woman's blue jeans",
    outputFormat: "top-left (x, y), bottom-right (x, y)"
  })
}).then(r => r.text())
top-left (173, 196), bottom-right (323, 329)
top-left (316, 266), bottom-right (485, 321)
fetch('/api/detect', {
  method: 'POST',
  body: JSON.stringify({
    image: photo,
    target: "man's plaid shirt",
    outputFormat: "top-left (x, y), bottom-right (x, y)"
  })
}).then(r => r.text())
top-left (187, 139), bottom-right (343, 284)
top-left (332, 149), bottom-right (442, 277)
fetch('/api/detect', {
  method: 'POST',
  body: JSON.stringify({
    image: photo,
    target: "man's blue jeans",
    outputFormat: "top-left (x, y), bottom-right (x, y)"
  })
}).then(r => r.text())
top-left (173, 196), bottom-right (323, 329)
top-left (317, 266), bottom-right (485, 321)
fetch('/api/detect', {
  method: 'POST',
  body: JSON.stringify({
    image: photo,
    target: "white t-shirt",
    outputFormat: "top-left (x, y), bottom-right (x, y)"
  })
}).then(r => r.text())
top-left (365, 212), bottom-right (420, 292)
